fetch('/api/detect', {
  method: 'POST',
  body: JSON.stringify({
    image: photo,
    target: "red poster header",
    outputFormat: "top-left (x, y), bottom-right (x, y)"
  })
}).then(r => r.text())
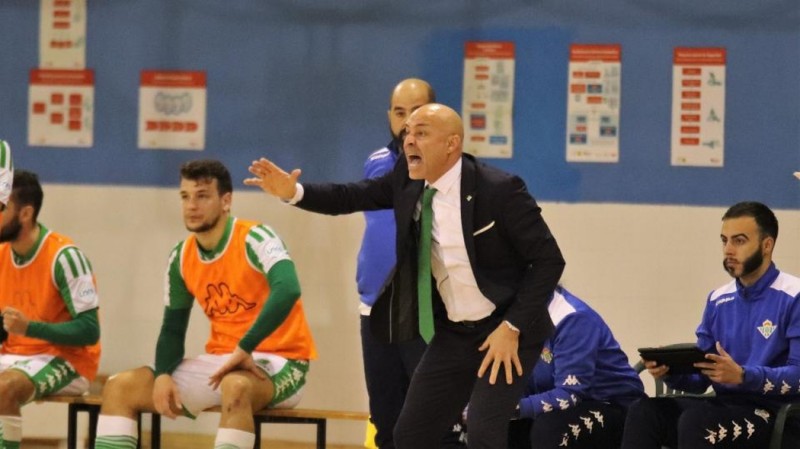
top-left (569, 44), bottom-right (621, 62)
top-left (673, 47), bottom-right (726, 65)
top-left (141, 71), bottom-right (207, 88)
top-left (29, 69), bottom-right (94, 86)
top-left (465, 41), bottom-right (515, 59)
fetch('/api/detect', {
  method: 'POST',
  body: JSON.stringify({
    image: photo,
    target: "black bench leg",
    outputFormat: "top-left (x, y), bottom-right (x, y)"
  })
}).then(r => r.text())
top-left (254, 419), bottom-right (262, 449)
top-left (151, 412), bottom-right (161, 449)
top-left (67, 404), bottom-right (78, 449)
top-left (88, 405), bottom-right (99, 448)
top-left (135, 413), bottom-right (142, 449)
top-left (317, 419), bottom-right (326, 449)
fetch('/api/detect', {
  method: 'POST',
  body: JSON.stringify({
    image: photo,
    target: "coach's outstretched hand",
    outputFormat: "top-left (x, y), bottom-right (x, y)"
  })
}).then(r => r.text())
top-left (244, 158), bottom-right (302, 201)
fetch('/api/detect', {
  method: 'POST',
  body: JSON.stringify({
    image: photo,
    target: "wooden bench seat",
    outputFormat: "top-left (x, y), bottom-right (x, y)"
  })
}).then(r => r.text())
top-left (39, 394), bottom-right (368, 449)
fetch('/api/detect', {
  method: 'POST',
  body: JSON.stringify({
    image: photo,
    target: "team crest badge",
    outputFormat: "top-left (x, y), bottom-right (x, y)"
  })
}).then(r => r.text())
top-left (757, 319), bottom-right (776, 339)
top-left (540, 347), bottom-right (553, 364)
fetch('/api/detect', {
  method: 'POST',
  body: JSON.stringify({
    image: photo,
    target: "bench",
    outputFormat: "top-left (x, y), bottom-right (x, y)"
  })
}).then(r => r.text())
top-left (40, 393), bottom-right (368, 449)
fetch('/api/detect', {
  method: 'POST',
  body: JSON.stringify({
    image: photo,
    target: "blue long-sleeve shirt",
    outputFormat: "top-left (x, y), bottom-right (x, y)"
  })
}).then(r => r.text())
top-left (666, 263), bottom-right (800, 403)
top-left (355, 141), bottom-right (400, 310)
top-left (518, 287), bottom-right (645, 418)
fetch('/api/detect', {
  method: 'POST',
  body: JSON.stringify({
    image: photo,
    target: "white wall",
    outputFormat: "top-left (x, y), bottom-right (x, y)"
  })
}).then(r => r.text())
top-left (20, 185), bottom-right (800, 445)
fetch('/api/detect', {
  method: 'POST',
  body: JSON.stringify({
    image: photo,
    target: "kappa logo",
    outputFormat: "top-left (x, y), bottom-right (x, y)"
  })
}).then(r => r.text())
top-left (754, 408), bottom-right (771, 424)
top-left (563, 374), bottom-right (581, 386)
top-left (203, 283), bottom-right (256, 317)
top-left (757, 319), bottom-right (776, 339)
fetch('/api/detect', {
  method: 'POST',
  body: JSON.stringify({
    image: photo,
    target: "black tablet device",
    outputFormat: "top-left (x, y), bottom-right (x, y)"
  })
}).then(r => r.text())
top-left (638, 344), bottom-right (708, 375)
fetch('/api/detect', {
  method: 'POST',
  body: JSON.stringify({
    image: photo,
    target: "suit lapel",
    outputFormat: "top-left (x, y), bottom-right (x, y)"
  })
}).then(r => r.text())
top-left (461, 155), bottom-right (478, 267)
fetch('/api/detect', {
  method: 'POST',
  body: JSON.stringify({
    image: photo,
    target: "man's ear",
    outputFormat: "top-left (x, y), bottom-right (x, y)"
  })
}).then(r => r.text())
top-left (763, 235), bottom-right (775, 254)
top-left (18, 204), bottom-right (34, 225)
top-left (222, 192), bottom-right (232, 213)
top-left (447, 134), bottom-right (461, 153)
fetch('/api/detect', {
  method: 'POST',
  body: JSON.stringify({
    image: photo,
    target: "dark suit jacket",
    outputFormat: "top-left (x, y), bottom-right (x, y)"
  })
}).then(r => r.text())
top-left (298, 154), bottom-right (565, 344)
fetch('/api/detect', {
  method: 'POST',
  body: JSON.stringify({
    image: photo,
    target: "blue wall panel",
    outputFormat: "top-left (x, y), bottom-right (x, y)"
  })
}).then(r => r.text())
top-left (1, 0), bottom-right (798, 207)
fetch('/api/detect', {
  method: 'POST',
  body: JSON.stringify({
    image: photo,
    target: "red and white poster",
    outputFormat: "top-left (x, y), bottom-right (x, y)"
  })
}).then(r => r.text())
top-left (671, 47), bottom-right (726, 167)
top-left (462, 42), bottom-right (515, 158)
top-left (565, 44), bottom-right (621, 163)
top-left (39, 0), bottom-right (87, 69)
top-left (28, 69), bottom-right (94, 147)
top-left (138, 71), bottom-right (207, 150)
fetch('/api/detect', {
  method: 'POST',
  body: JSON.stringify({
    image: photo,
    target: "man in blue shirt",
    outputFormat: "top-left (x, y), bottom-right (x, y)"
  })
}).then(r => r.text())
top-left (622, 201), bottom-right (800, 449)
top-left (507, 286), bottom-right (645, 448)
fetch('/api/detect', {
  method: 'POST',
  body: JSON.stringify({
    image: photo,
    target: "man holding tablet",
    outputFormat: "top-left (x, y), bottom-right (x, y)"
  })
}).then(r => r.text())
top-left (622, 202), bottom-right (800, 448)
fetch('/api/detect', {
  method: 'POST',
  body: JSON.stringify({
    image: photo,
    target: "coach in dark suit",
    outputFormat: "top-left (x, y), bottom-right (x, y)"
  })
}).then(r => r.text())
top-left (246, 104), bottom-right (565, 449)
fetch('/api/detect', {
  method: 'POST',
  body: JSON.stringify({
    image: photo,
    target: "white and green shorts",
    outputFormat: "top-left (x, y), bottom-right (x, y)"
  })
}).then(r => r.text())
top-left (166, 352), bottom-right (309, 418)
top-left (0, 354), bottom-right (88, 402)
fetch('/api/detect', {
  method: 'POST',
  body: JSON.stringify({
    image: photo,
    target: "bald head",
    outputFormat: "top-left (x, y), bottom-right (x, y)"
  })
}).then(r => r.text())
top-left (388, 78), bottom-right (436, 140)
top-left (413, 103), bottom-right (464, 141)
top-left (403, 103), bottom-right (464, 183)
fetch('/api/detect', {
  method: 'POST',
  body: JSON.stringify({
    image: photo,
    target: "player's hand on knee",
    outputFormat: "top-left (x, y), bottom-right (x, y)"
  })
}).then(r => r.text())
top-left (153, 374), bottom-right (183, 419)
top-left (208, 347), bottom-right (266, 390)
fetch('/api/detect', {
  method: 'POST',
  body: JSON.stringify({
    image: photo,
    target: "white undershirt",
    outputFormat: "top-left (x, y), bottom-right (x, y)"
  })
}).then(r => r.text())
top-left (425, 159), bottom-right (496, 322)
top-left (291, 163), bottom-right (497, 322)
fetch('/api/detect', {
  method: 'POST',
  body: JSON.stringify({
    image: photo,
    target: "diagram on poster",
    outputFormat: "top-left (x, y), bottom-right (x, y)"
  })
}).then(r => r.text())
top-left (138, 71), bottom-right (207, 151)
top-left (671, 47), bottom-right (726, 167)
top-left (462, 42), bottom-right (515, 158)
top-left (39, 0), bottom-right (87, 69)
top-left (28, 69), bottom-right (94, 147)
top-left (565, 44), bottom-right (621, 163)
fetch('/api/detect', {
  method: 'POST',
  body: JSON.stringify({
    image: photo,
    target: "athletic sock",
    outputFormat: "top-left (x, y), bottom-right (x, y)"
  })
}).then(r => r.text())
top-left (0, 416), bottom-right (21, 449)
top-left (214, 427), bottom-right (256, 449)
top-left (93, 415), bottom-right (138, 449)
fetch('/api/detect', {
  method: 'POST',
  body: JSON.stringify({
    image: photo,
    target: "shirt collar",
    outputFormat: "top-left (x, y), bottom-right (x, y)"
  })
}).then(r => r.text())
top-left (428, 157), bottom-right (462, 196)
top-left (735, 262), bottom-right (779, 300)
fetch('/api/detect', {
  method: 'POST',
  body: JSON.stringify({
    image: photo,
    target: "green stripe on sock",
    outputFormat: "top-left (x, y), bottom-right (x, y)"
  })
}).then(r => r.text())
top-left (93, 435), bottom-right (138, 449)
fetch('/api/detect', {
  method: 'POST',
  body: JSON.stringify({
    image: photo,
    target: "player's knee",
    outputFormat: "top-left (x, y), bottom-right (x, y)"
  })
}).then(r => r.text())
top-left (0, 376), bottom-right (29, 409)
top-left (102, 370), bottom-right (143, 405)
top-left (676, 406), bottom-right (712, 444)
top-left (220, 375), bottom-right (254, 410)
top-left (626, 398), bottom-right (658, 427)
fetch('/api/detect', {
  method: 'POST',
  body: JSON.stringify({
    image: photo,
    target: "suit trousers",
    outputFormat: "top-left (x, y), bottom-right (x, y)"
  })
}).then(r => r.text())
top-left (394, 316), bottom-right (542, 449)
top-left (361, 315), bottom-right (427, 448)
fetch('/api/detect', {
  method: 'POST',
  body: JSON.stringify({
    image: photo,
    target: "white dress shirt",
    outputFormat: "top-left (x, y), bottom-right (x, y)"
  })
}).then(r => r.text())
top-left (425, 158), bottom-right (496, 322)
top-left (291, 162), bottom-right (497, 323)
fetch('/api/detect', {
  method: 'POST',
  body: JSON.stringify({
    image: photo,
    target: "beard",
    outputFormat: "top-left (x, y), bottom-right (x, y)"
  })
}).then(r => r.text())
top-left (0, 214), bottom-right (22, 243)
top-left (723, 244), bottom-right (764, 280)
top-left (184, 213), bottom-right (222, 234)
top-left (390, 125), bottom-right (405, 151)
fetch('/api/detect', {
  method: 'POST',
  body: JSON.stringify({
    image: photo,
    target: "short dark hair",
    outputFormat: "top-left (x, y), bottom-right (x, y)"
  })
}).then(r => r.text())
top-left (722, 201), bottom-right (778, 241)
top-left (179, 159), bottom-right (232, 195)
top-left (426, 86), bottom-right (437, 103)
top-left (11, 170), bottom-right (44, 222)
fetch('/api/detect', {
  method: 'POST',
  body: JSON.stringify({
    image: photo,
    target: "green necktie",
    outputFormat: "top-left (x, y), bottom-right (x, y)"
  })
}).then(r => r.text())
top-left (417, 187), bottom-right (437, 343)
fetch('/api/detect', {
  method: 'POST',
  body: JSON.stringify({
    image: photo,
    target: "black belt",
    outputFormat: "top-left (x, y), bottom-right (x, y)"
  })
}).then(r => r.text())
top-left (456, 315), bottom-right (493, 328)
